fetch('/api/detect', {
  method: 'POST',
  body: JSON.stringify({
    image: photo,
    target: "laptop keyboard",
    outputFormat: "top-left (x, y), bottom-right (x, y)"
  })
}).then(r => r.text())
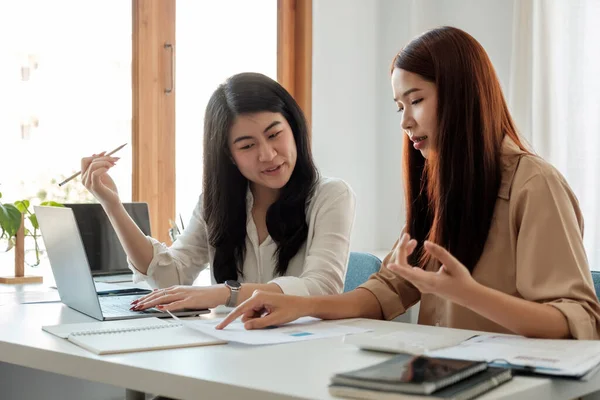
top-left (99, 294), bottom-right (160, 317)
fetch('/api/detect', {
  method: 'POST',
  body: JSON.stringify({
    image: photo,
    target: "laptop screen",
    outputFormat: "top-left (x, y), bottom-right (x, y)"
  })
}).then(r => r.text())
top-left (64, 203), bottom-right (151, 276)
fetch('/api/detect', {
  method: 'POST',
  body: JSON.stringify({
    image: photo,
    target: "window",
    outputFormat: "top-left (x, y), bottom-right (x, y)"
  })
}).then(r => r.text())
top-left (0, 1), bottom-right (132, 204)
top-left (0, 1), bottom-right (132, 269)
top-left (0, 0), bottom-right (311, 277)
top-left (175, 0), bottom-right (277, 223)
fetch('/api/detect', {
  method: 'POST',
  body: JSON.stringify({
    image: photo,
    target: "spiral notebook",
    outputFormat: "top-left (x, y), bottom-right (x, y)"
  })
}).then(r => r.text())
top-left (42, 317), bottom-right (227, 355)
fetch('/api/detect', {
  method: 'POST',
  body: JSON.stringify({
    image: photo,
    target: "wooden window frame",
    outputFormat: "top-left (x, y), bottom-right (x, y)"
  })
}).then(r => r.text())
top-left (278, 0), bottom-right (313, 128)
top-left (132, 0), bottom-right (176, 244)
top-left (131, 0), bottom-right (311, 244)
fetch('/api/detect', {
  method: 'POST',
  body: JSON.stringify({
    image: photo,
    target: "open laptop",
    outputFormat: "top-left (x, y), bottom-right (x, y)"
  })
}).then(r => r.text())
top-left (35, 205), bottom-right (209, 321)
top-left (64, 202), bottom-right (150, 281)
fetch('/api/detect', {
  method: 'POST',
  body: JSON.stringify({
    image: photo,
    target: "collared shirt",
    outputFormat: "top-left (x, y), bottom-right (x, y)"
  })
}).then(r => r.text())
top-left (360, 137), bottom-right (600, 339)
top-left (129, 177), bottom-right (356, 296)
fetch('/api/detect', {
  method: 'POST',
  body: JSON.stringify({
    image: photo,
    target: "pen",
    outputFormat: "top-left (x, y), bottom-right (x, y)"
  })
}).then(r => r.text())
top-left (57, 143), bottom-right (128, 187)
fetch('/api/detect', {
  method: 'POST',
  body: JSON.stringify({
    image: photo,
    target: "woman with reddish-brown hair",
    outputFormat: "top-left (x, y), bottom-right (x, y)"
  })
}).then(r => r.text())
top-left (216, 26), bottom-right (600, 340)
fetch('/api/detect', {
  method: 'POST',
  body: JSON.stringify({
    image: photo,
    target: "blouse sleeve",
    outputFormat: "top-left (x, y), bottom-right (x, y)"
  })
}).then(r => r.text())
top-left (128, 197), bottom-right (210, 288)
top-left (511, 169), bottom-right (600, 339)
top-left (358, 238), bottom-right (422, 320)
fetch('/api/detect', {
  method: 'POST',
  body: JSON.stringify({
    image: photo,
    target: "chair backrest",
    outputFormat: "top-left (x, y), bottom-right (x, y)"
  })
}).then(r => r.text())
top-left (344, 252), bottom-right (382, 293)
top-left (592, 271), bottom-right (600, 301)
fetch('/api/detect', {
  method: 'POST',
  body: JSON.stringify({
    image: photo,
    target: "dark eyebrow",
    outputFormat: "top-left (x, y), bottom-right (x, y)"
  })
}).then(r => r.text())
top-left (233, 136), bottom-right (252, 144)
top-left (232, 121), bottom-right (282, 144)
top-left (394, 88), bottom-right (422, 101)
top-left (263, 121), bottom-right (281, 133)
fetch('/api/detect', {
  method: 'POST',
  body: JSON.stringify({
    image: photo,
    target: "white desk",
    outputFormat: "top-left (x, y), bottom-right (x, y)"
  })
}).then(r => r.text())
top-left (2, 300), bottom-right (600, 400)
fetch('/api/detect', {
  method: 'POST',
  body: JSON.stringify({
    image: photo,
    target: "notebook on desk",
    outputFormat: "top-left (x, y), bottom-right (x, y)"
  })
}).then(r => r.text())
top-left (329, 367), bottom-right (512, 400)
top-left (42, 317), bottom-right (227, 355)
top-left (331, 353), bottom-right (488, 395)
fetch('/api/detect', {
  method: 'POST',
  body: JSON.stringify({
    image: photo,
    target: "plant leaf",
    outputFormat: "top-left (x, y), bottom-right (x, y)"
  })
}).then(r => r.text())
top-left (14, 200), bottom-right (30, 214)
top-left (0, 203), bottom-right (22, 238)
top-left (40, 201), bottom-right (64, 207)
top-left (29, 214), bottom-right (39, 230)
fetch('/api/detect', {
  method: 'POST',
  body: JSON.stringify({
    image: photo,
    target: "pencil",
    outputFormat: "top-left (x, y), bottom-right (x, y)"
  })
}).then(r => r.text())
top-left (57, 143), bottom-right (128, 187)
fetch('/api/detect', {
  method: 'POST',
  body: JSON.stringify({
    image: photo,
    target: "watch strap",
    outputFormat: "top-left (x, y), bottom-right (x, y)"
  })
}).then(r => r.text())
top-left (225, 282), bottom-right (240, 307)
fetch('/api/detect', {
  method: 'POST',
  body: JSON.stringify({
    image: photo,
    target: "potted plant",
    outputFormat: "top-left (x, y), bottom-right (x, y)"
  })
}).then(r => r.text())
top-left (0, 190), bottom-right (62, 284)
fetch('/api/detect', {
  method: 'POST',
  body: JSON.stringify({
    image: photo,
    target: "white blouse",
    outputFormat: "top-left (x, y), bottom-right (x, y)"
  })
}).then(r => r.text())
top-left (128, 177), bottom-right (356, 296)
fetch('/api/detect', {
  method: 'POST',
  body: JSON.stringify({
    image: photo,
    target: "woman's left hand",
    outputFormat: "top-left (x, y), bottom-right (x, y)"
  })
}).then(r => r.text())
top-left (130, 285), bottom-right (228, 312)
top-left (387, 238), bottom-right (479, 306)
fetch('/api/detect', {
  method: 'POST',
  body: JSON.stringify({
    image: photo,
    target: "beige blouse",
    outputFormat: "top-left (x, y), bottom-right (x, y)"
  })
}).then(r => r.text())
top-left (360, 137), bottom-right (600, 339)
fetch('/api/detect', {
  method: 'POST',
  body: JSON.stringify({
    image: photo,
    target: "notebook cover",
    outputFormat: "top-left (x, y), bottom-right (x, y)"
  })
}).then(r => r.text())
top-left (329, 367), bottom-right (513, 400)
top-left (42, 317), bottom-right (168, 339)
top-left (67, 324), bottom-right (227, 355)
top-left (332, 353), bottom-right (488, 395)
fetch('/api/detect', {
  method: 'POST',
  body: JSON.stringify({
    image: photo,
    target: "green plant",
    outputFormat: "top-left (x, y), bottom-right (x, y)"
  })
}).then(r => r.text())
top-left (0, 191), bottom-right (63, 266)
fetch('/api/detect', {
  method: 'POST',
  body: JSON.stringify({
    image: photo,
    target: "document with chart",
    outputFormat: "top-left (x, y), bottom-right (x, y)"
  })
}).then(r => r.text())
top-left (173, 316), bottom-right (371, 345)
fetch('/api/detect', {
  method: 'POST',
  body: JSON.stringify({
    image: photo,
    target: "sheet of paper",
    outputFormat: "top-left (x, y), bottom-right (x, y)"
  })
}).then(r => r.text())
top-left (174, 316), bottom-right (372, 345)
top-left (428, 334), bottom-right (600, 377)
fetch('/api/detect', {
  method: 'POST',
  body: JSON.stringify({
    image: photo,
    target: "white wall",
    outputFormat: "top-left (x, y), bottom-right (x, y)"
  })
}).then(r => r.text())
top-left (312, 0), bottom-right (379, 252)
top-left (313, 0), bottom-right (516, 253)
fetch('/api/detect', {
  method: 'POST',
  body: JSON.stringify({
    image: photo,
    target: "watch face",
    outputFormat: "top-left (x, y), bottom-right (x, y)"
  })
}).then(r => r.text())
top-left (225, 280), bottom-right (241, 289)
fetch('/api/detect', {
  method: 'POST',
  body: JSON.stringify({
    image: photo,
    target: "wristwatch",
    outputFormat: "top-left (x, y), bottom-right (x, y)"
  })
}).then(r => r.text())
top-left (224, 280), bottom-right (242, 307)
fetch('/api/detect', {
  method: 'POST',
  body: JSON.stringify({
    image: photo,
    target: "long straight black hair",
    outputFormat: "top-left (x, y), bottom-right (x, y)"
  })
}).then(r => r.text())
top-left (202, 72), bottom-right (318, 283)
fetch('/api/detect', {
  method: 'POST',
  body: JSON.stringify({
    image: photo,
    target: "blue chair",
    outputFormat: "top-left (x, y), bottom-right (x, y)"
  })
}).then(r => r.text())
top-left (592, 271), bottom-right (600, 301)
top-left (344, 252), bottom-right (382, 292)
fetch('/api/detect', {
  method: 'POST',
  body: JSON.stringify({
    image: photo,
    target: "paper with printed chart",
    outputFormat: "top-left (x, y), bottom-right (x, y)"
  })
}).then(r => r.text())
top-left (172, 315), bottom-right (372, 345)
top-left (427, 334), bottom-right (600, 378)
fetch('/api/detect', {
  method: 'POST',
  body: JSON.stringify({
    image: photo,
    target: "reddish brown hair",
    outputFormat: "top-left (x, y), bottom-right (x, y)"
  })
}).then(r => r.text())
top-left (392, 26), bottom-right (529, 271)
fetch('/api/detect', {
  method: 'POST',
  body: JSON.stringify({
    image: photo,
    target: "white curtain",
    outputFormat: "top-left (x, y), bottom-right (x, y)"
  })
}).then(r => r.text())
top-left (509, 0), bottom-right (600, 270)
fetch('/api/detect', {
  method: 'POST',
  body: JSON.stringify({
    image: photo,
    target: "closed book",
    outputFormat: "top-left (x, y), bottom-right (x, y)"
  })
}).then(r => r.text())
top-left (43, 317), bottom-right (227, 355)
top-left (329, 367), bottom-right (513, 400)
top-left (331, 354), bottom-right (488, 395)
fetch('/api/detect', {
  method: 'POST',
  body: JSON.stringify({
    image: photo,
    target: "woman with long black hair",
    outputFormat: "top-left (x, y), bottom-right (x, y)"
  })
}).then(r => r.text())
top-left (80, 72), bottom-right (356, 311)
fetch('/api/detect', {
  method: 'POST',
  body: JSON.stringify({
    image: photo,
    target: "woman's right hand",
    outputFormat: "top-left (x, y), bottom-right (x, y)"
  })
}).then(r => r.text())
top-left (80, 152), bottom-right (121, 207)
top-left (215, 291), bottom-right (312, 330)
